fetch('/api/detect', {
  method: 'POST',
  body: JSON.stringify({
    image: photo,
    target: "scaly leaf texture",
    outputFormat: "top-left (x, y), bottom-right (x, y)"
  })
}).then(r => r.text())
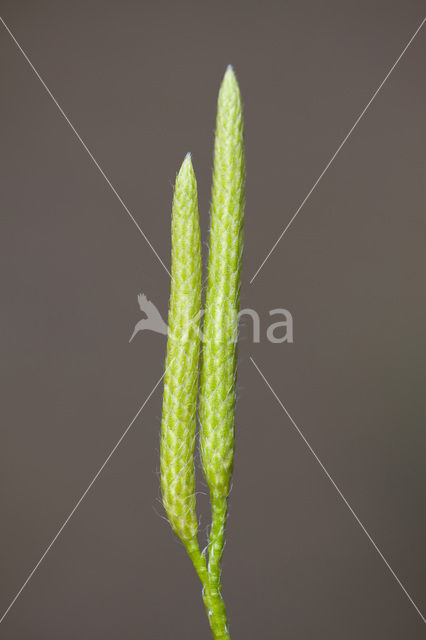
top-left (160, 155), bottom-right (204, 569)
top-left (199, 66), bottom-right (245, 640)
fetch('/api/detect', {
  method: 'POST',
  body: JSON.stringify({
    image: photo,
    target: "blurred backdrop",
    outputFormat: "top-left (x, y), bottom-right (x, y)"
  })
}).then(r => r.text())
top-left (1, 1), bottom-right (425, 638)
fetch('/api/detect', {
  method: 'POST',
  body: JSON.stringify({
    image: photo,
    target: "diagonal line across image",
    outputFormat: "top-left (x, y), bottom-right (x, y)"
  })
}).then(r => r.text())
top-left (250, 15), bottom-right (426, 284)
top-left (250, 356), bottom-right (426, 626)
top-left (0, 16), bottom-right (171, 278)
top-left (1, 7), bottom-right (424, 636)
top-left (0, 369), bottom-right (166, 625)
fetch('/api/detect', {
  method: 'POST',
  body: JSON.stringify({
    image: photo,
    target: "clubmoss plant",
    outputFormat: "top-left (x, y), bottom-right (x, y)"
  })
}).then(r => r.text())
top-left (199, 65), bottom-right (245, 638)
top-left (160, 154), bottom-right (206, 579)
top-left (161, 66), bottom-right (245, 640)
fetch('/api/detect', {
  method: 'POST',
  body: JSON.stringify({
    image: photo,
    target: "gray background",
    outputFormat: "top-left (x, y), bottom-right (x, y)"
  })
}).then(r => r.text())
top-left (1, 1), bottom-right (425, 638)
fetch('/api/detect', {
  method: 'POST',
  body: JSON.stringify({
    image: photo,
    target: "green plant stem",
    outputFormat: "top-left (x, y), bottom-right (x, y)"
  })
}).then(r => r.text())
top-left (185, 538), bottom-right (230, 640)
top-left (202, 585), bottom-right (230, 640)
top-left (205, 495), bottom-right (229, 639)
top-left (184, 538), bottom-right (208, 584)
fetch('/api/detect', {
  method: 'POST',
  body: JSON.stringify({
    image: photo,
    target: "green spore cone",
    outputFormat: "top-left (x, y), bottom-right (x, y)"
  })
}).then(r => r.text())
top-left (160, 154), bottom-right (202, 549)
top-left (199, 65), bottom-right (245, 638)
